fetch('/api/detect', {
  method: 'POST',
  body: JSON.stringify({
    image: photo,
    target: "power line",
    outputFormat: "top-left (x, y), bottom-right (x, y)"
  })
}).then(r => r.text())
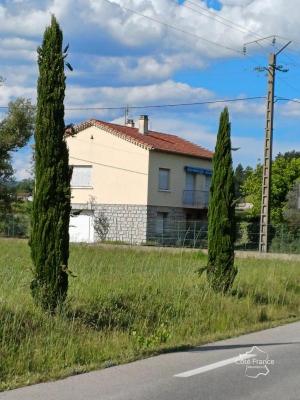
top-left (243, 37), bottom-right (300, 98)
top-left (179, 0), bottom-right (262, 39)
top-left (277, 35), bottom-right (300, 48)
top-left (185, 0), bottom-right (299, 62)
top-left (185, 0), bottom-right (265, 40)
top-left (70, 156), bottom-right (147, 175)
top-left (181, 1), bottom-right (300, 74)
top-left (0, 96), bottom-right (266, 111)
top-left (277, 97), bottom-right (300, 104)
top-left (271, 36), bottom-right (300, 70)
top-left (100, 0), bottom-right (296, 86)
top-left (172, 0), bottom-right (278, 73)
top-left (101, 0), bottom-right (242, 55)
top-left (276, 74), bottom-right (300, 95)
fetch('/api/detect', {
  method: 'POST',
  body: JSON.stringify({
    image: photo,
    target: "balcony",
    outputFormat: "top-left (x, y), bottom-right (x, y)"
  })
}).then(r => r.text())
top-left (182, 190), bottom-right (209, 208)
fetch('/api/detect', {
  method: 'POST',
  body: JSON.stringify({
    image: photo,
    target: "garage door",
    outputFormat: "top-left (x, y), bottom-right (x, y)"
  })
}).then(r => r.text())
top-left (69, 213), bottom-right (94, 243)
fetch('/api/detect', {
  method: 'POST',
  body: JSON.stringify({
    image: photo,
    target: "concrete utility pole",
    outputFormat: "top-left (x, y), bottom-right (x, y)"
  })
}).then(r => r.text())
top-left (259, 42), bottom-right (292, 252)
top-left (244, 37), bottom-right (291, 252)
top-left (259, 52), bottom-right (276, 253)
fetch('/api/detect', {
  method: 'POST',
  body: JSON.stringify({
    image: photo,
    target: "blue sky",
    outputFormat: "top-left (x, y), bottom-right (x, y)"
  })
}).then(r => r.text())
top-left (0, 0), bottom-right (300, 179)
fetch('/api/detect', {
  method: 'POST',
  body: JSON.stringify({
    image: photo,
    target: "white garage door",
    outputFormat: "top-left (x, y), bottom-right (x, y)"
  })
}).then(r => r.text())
top-left (69, 214), bottom-right (94, 243)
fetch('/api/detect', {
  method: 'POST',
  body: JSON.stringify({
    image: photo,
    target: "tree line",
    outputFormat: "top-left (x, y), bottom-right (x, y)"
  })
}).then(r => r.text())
top-left (234, 152), bottom-right (300, 225)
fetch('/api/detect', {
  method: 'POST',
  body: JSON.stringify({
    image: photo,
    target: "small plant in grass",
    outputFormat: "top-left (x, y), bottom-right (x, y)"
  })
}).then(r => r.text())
top-left (206, 108), bottom-right (237, 293)
top-left (94, 213), bottom-right (110, 241)
top-left (131, 322), bottom-right (171, 349)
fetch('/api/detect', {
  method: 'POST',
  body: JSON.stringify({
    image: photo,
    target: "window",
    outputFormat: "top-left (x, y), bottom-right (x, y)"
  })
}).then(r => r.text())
top-left (185, 172), bottom-right (196, 190)
top-left (156, 212), bottom-right (168, 235)
top-left (205, 175), bottom-right (212, 191)
top-left (158, 168), bottom-right (170, 191)
top-left (71, 166), bottom-right (92, 187)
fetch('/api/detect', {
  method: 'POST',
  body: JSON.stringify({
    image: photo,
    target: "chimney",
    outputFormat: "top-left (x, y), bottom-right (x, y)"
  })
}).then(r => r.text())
top-left (126, 119), bottom-right (135, 128)
top-left (139, 115), bottom-right (149, 134)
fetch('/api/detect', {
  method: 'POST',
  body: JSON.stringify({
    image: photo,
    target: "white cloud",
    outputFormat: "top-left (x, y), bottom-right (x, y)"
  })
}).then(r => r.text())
top-left (62, 79), bottom-right (214, 120)
top-left (146, 115), bottom-right (217, 148)
top-left (66, 79), bottom-right (213, 107)
top-left (1, 0), bottom-right (300, 98)
top-left (3, 0), bottom-right (300, 177)
top-left (1, 37), bottom-right (37, 50)
top-left (220, 0), bottom-right (255, 6)
top-left (89, 53), bottom-right (206, 84)
top-left (12, 151), bottom-right (33, 180)
top-left (81, 0), bottom-right (300, 56)
top-left (279, 99), bottom-right (300, 118)
top-left (0, 85), bottom-right (36, 105)
top-left (1, 0), bottom-right (300, 59)
top-left (0, 0), bottom-right (71, 36)
top-left (208, 96), bottom-right (265, 116)
top-left (0, 64), bottom-right (37, 86)
top-left (0, 37), bottom-right (37, 61)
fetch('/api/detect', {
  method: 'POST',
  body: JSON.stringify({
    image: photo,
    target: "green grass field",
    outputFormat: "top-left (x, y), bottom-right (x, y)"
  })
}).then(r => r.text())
top-left (0, 239), bottom-right (299, 391)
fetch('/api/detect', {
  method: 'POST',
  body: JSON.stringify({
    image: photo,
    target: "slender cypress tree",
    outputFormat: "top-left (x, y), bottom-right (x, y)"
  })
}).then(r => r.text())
top-left (207, 108), bottom-right (237, 293)
top-left (30, 15), bottom-right (71, 311)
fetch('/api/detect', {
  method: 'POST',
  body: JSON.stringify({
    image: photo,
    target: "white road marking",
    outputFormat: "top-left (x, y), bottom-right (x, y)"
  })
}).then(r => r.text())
top-left (174, 353), bottom-right (256, 378)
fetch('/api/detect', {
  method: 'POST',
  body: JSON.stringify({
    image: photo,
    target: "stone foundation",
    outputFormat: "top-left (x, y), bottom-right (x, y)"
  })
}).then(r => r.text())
top-left (71, 203), bottom-right (207, 244)
top-left (72, 203), bottom-right (147, 244)
top-left (146, 205), bottom-right (186, 245)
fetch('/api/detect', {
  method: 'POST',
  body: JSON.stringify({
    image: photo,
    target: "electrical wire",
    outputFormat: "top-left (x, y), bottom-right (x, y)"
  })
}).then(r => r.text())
top-left (276, 75), bottom-right (300, 96)
top-left (179, 1), bottom-right (300, 73)
top-left (70, 156), bottom-right (147, 175)
top-left (277, 97), bottom-right (300, 104)
top-left (101, 0), bottom-right (243, 55)
top-left (103, 0), bottom-right (265, 74)
top-left (180, 0), bottom-right (262, 38)
top-left (0, 96), bottom-right (266, 111)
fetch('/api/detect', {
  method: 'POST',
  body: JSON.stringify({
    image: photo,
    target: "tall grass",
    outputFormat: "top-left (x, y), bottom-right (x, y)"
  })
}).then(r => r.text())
top-left (0, 239), bottom-right (299, 391)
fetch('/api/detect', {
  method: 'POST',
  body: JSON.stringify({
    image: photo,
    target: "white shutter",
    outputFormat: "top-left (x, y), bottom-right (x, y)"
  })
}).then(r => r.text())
top-left (205, 175), bottom-right (212, 191)
top-left (71, 166), bottom-right (92, 187)
top-left (185, 172), bottom-right (196, 190)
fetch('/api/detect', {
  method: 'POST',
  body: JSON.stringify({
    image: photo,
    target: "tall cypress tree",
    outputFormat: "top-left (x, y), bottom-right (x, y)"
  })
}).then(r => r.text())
top-left (30, 15), bottom-right (71, 311)
top-left (207, 108), bottom-right (237, 293)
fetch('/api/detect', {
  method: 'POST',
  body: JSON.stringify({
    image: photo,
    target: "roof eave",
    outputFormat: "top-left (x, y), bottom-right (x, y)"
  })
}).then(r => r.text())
top-left (151, 148), bottom-right (213, 160)
top-left (66, 119), bottom-right (153, 151)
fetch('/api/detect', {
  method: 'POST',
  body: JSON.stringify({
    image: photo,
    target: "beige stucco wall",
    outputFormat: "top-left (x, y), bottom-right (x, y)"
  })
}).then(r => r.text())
top-left (66, 126), bottom-right (149, 205)
top-left (148, 151), bottom-right (212, 208)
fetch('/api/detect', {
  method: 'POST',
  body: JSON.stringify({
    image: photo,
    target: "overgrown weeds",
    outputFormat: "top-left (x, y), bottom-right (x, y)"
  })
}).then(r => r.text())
top-left (0, 239), bottom-right (299, 391)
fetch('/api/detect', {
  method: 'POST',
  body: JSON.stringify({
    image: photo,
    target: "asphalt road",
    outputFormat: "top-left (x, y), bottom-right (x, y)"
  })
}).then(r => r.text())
top-left (1, 321), bottom-right (300, 400)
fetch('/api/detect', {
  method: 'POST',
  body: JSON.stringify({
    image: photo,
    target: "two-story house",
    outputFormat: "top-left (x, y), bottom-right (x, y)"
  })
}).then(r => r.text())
top-left (66, 115), bottom-right (213, 244)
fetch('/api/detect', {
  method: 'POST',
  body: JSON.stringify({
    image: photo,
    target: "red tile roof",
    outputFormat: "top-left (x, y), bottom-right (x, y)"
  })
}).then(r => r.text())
top-left (70, 119), bottom-right (213, 160)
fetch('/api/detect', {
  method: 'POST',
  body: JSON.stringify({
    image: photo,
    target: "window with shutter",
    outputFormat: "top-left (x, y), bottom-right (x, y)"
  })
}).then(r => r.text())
top-left (158, 168), bottom-right (170, 191)
top-left (71, 166), bottom-right (92, 187)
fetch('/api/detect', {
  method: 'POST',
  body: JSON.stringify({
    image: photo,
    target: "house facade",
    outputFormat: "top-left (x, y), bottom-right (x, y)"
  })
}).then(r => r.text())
top-left (66, 116), bottom-right (213, 244)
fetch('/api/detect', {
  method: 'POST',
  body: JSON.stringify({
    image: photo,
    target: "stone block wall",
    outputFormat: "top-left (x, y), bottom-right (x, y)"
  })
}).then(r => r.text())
top-left (72, 203), bottom-right (207, 245)
top-left (146, 205), bottom-right (186, 245)
top-left (72, 203), bottom-right (147, 244)
top-left (95, 204), bottom-right (148, 244)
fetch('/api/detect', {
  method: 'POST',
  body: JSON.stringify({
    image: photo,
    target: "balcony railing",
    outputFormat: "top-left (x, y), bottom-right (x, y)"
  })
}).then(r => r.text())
top-left (182, 190), bottom-right (209, 208)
